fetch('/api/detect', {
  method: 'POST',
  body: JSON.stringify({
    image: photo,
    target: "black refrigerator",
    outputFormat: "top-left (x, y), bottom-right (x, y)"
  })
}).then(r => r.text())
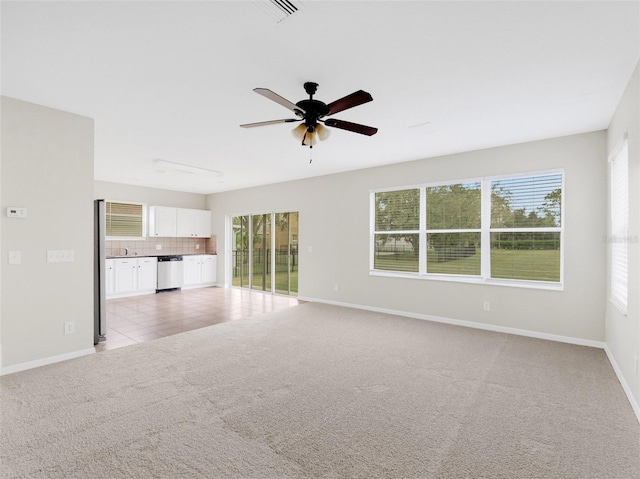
top-left (93, 199), bottom-right (107, 344)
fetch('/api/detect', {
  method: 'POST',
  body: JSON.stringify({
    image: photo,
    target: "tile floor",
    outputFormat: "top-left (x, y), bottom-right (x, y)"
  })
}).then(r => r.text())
top-left (95, 287), bottom-right (302, 352)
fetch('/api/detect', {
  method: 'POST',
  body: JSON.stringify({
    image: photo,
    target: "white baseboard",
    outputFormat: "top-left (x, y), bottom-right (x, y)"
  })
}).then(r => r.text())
top-left (298, 296), bottom-right (606, 349)
top-left (604, 345), bottom-right (640, 424)
top-left (0, 348), bottom-right (96, 376)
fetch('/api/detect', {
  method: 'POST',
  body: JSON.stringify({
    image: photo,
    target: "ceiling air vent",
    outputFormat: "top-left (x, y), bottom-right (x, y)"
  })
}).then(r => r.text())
top-left (252, 0), bottom-right (304, 23)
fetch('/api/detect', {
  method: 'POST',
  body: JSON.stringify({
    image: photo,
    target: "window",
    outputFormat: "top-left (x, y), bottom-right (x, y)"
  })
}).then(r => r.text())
top-left (609, 136), bottom-right (629, 314)
top-left (373, 188), bottom-right (420, 272)
top-left (106, 201), bottom-right (145, 238)
top-left (370, 170), bottom-right (564, 289)
top-left (426, 182), bottom-right (481, 276)
top-left (490, 174), bottom-right (562, 282)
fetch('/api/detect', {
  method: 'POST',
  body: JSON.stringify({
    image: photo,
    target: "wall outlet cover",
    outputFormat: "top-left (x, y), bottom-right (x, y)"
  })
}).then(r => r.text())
top-left (8, 251), bottom-right (21, 264)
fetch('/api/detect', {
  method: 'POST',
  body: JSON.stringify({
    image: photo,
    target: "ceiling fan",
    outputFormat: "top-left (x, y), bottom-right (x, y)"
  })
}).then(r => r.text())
top-left (240, 82), bottom-right (378, 148)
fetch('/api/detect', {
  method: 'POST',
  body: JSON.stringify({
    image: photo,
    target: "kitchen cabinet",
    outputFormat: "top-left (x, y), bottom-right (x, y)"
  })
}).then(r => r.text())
top-left (201, 255), bottom-right (217, 284)
top-left (183, 256), bottom-right (200, 287)
top-left (110, 257), bottom-right (158, 298)
top-left (183, 254), bottom-right (217, 288)
top-left (105, 259), bottom-right (115, 295)
top-left (137, 257), bottom-right (158, 291)
top-left (148, 206), bottom-right (211, 238)
top-left (176, 208), bottom-right (211, 238)
top-left (148, 206), bottom-right (177, 237)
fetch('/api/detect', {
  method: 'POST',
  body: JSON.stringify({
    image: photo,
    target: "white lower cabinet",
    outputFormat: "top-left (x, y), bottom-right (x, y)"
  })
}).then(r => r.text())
top-left (201, 255), bottom-right (217, 284)
top-left (108, 257), bottom-right (158, 298)
top-left (137, 257), bottom-right (158, 292)
top-left (183, 256), bottom-right (200, 287)
top-left (105, 259), bottom-right (116, 295)
top-left (183, 254), bottom-right (217, 289)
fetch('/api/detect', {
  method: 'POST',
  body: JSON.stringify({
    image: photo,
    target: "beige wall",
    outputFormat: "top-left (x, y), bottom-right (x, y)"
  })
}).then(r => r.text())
top-left (1, 97), bottom-right (94, 369)
top-left (606, 61), bottom-right (640, 410)
top-left (208, 131), bottom-right (607, 342)
top-left (94, 180), bottom-right (206, 210)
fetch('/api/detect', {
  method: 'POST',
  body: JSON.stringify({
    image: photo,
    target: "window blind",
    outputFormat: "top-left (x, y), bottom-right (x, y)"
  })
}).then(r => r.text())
top-left (373, 189), bottom-right (420, 272)
top-left (490, 173), bottom-right (562, 282)
top-left (371, 170), bottom-right (564, 286)
top-left (610, 139), bottom-right (628, 314)
top-left (106, 201), bottom-right (144, 238)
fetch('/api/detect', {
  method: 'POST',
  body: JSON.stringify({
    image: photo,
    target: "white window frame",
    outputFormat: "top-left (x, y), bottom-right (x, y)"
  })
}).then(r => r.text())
top-left (370, 169), bottom-right (564, 291)
top-left (370, 185), bottom-right (422, 274)
top-left (608, 133), bottom-right (629, 315)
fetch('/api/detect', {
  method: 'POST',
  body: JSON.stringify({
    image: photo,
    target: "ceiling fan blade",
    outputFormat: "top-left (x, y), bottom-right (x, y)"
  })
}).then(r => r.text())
top-left (240, 118), bottom-right (300, 128)
top-left (324, 118), bottom-right (378, 136)
top-left (254, 88), bottom-right (305, 115)
top-left (326, 90), bottom-right (373, 116)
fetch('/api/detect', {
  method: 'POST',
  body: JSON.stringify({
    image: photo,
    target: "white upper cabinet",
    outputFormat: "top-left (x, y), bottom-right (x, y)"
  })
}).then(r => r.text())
top-left (148, 206), bottom-right (177, 237)
top-left (149, 207), bottom-right (211, 238)
top-left (176, 208), bottom-right (211, 238)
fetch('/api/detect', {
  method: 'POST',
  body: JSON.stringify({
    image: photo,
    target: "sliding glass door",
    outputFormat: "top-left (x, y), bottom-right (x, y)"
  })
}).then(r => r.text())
top-left (274, 212), bottom-right (298, 295)
top-left (230, 212), bottom-right (298, 296)
top-left (232, 215), bottom-right (250, 288)
top-left (252, 213), bottom-right (271, 292)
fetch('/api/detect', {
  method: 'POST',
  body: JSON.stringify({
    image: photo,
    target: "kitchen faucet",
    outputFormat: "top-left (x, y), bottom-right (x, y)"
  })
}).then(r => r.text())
top-left (123, 248), bottom-right (128, 256)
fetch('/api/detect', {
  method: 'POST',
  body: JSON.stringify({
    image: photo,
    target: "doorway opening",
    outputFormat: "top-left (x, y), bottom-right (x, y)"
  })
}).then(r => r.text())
top-left (231, 212), bottom-right (298, 296)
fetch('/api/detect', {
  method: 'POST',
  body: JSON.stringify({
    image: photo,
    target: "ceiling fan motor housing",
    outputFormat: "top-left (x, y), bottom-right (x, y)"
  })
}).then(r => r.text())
top-left (296, 99), bottom-right (329, 131)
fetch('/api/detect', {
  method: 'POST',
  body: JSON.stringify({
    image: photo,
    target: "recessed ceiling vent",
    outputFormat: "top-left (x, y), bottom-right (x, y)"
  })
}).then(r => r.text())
top-left (252, 0), bottom-right (304, 23)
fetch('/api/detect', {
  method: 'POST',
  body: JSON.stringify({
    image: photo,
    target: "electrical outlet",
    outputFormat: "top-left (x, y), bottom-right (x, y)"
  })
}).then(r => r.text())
top-left (64, 321), bottom-right (75, 335)
top-left (483, 301), bottom-right (491, 311)
top-left (196, 244), bottom-right (200, 250)
top-left (156, 244), bottom-right (162, 251)
top-left (8, 251), bottom-right (21, 265)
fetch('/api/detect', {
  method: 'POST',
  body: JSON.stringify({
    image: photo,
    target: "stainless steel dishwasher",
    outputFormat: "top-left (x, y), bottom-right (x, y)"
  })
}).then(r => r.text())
top-left (156, 255), bottom-right (184, 291)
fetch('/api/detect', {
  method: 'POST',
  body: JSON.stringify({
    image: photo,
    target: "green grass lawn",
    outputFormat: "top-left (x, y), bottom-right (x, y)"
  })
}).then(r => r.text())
top-left (375, 249), bottom-right (560, 282)
top-left (490, 248), bottom-right (560, 282)
top-left (232, 269), bottom-right (298, 294)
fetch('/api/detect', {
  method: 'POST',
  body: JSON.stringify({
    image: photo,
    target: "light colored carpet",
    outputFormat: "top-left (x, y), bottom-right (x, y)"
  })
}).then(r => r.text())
top-left (1, 302), bottom-right (638, 478)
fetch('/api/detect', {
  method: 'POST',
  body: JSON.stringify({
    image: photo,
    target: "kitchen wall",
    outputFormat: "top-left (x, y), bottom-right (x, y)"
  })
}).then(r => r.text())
top-left (1, 97), bottom-right (94, 372)
top-left (95, 181), bottom-right (216, 256)
top-left (106, 237), bottom-right (216, 257)
top-left (606, 61), bottom-right (640, 416)
top-left (94, 181), bottom-right (206, 209)
top-left (207, 130), bottom-right (607, 344)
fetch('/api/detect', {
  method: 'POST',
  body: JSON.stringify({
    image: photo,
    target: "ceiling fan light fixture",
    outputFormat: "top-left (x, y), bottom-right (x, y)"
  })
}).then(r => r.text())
top-left (292, 123), bottom-right (307, 141)
top-left (302, 130), bottom-right (317, 147)
top-left (316, 123), bottom-right (330, 141)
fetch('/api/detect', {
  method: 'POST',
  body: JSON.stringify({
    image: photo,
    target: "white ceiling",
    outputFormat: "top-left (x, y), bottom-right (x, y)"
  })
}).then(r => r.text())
top-left (2, 1), bottom-right (639, 194)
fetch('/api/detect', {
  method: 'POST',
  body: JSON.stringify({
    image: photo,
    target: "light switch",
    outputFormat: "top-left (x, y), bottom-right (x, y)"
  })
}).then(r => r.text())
top-left (47, 250), bottom-right (75, 263)
top-left (8, 251), bottom-right (21, 264)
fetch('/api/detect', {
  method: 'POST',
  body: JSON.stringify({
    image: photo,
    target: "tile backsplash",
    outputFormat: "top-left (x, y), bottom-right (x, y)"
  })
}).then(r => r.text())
top-left (106, 236), bottom-right (216, 257)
